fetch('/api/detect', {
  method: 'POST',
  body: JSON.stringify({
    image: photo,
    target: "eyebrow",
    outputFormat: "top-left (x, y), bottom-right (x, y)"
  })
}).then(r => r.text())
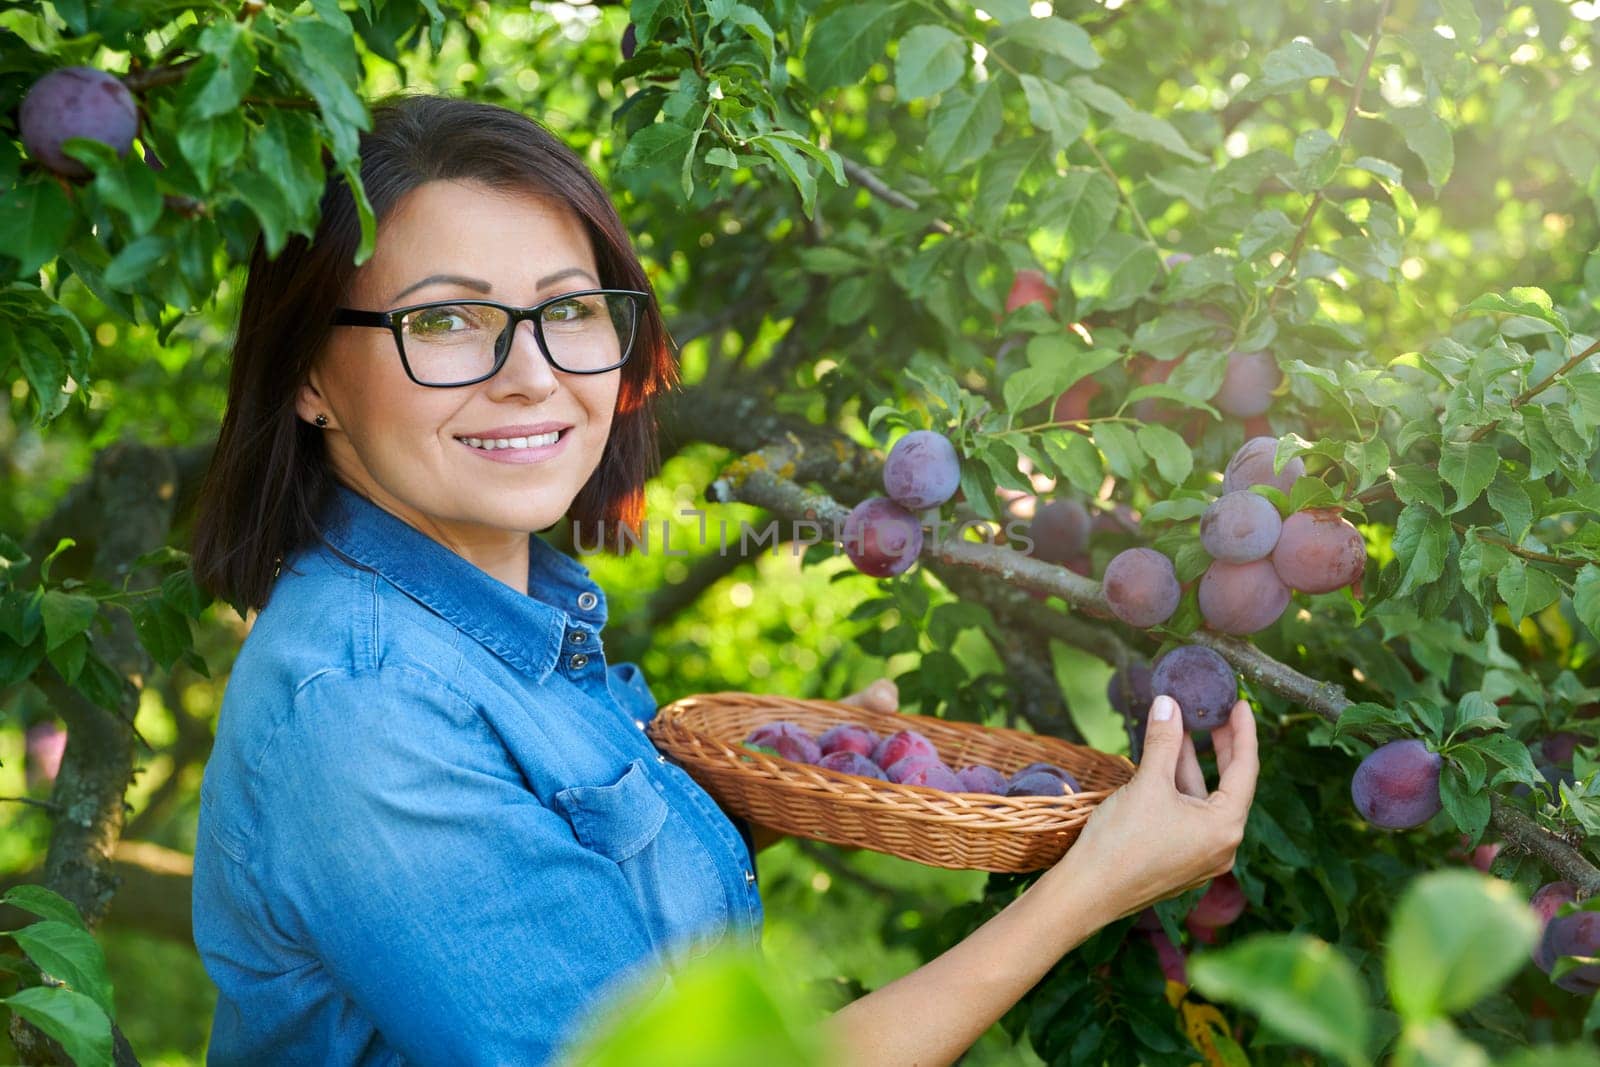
top-left (389, 266), bottom-right (599, 304)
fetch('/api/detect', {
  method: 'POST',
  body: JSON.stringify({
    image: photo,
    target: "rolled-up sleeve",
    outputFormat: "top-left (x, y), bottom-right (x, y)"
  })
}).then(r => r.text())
top-left (258, 666), bottom-right (666, 1065)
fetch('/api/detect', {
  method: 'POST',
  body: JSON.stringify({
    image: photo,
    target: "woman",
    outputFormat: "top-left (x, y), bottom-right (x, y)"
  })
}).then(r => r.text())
top-left (189, 92), bottom-right (1257, 1066)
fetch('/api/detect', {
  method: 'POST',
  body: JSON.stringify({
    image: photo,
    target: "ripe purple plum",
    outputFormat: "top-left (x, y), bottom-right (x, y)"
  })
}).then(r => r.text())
top-left (1212, 350), bottom-right (1281, 418)
top-left (1351, 739), bottom-right (1443, 830)
top-left (1146, 928), bottom-right (1188, 985)
top-left (818, 723), bottom-right (879, 758)
top-left (1151, 646), bottom-right (1238, 733)
top-left (621, 22), bottom-right (638, 59)
top-left (1532, 881), bottom-right (1579, 971)
top-left (1540, 910), bottom-right (1600, 994)
top-left (1102, 548), bottom-right (1182, 628)
top-left (842, 497), bottom-right (923, 578)
top-left (1223, 436), bottom-right (1305, 496)
top-left (744, 721), bottom-right (822, 764)
top-left (817, 750), bottom-right (889, 781)
top-left (1011, 762), bottom-right (1081, 792)
top-left (955, 764), bottom-right (1008, 794)
top-left (1200, 491), bottom-right (1283, 564)
top-left (1198, 559), bottom-right (1290, 634)
top-left (1271, 509), bottom-right (1366, 594)
top-left (1005, 771), bottom-right (1070, 797)
top-left (20, 67), bottom-right (140, 179)
top-left (883, 430), bottom-right (962, 510)
top-left (872, 728), bottom-right (939, 769)
top-left (887, 757), bottom-right (962, 790)
top-left (1186, 873), bottom-right (1247, 936)
top-left (1027, 498), bottom-right (1092, 564)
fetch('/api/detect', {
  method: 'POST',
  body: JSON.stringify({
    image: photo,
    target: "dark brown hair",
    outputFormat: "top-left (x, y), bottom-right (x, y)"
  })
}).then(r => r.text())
top-left (190, 92), bottom-right (677, 615)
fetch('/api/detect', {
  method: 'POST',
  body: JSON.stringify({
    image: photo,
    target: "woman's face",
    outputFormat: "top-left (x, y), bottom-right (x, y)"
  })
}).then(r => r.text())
top-left (298, 179), bottom-right (622, 572)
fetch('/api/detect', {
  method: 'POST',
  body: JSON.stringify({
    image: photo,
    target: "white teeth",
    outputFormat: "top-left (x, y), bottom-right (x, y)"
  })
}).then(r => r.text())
top-left (460, 431), bottom-right (562, 450)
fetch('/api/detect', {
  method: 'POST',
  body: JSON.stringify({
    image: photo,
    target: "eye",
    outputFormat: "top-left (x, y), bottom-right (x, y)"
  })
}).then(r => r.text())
top-left (542, 296), bottom-right (597, 323)
top-left (406, 307), bottom-right (470, 335)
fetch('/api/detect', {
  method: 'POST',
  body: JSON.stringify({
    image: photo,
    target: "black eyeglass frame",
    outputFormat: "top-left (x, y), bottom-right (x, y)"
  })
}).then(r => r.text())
top-left (329, 287), bottom-right (651, 387)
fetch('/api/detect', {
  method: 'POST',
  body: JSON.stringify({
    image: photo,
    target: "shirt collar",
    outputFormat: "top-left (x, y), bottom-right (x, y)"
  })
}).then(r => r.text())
top-left (318, 484), bottom-right (609, 682)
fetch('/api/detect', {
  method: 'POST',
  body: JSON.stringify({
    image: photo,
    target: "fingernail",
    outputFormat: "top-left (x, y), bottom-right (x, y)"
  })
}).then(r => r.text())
top-left (1152, 696), bottom-right (1175, 722)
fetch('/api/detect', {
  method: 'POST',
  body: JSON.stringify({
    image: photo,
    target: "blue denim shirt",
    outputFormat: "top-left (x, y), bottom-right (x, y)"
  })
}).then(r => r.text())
top-left (193, 484), bottom-right (763, 1066)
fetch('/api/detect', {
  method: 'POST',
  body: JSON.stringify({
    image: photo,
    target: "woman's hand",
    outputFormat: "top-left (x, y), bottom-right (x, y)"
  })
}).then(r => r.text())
top-left (839, 677), bottom-right (899, 714)
top-left (1047, 693), bottom-right (1259, 925)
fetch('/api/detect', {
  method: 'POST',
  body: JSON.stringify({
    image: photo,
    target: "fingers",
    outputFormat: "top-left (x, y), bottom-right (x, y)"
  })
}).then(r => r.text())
top-left (1175, 732), bottom-right (1206, 797)
top-left (1211, 700), bottom-right (1259, 813)
top-left (1136, 695), bottom-right (1184, 780)
top-left (839, 678), bottom-right (898, 713)
top-left (1212, 713), bottom-right (1235, 775)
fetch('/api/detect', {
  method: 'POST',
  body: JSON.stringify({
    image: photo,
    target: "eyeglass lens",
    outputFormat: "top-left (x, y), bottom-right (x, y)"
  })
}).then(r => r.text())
top-left (397, 293), bottom-right (638, 384)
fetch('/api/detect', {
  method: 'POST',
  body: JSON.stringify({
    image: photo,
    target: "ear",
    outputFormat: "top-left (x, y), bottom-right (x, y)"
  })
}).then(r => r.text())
top-left (294, 373), bottom-right (332, 429)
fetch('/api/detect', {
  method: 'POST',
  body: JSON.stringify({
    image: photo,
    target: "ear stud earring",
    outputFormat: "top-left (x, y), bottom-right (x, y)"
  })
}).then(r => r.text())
top-left (314, 414), bottom-right (329, 427)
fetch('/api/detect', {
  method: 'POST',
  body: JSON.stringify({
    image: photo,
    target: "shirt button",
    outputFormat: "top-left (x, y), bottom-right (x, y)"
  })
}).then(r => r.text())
top-left (569, 653), bottom-right (589, 670)
top-left (577, 591), bottom-right (598, 610)
top-left (656, 753), bottom-right (668, 764)
top-left (571, 630), bottom-right (587, 644)
top-left (744, 869), bottom-right (756, 885)
top-left (634, 718), bottom-right (646, 730)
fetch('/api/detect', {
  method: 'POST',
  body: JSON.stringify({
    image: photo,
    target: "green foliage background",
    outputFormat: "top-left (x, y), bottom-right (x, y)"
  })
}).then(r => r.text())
top-left (4, 0), bottom-right (1600, 1063)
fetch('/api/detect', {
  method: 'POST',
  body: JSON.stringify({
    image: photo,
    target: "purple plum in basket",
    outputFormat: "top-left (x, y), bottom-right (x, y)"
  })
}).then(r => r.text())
top-left (744, 721), bottom-right (821, 764)
top-left (872, 728), bottom-right (939, 770)
top-left (887, 757), bottom-right (962, 791)
top-left (955, 764), bottom-right (1009, 794)
top-left (1006, 771), bottom-right (1072, 797)
top-left (817, 750), bottom-right (889, 780)
top-left (1011, 762), bottom-right (1082, 792)
top-left (819, 723), bottom-right (880, 758)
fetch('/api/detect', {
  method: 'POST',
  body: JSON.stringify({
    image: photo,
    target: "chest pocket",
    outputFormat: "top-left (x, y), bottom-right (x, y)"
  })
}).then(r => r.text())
top-left (553, 757), bottom-right (730, 963)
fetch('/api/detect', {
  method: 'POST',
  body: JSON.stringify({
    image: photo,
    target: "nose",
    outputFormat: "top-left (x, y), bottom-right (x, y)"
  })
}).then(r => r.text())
top-left (489, 317), bottom-right (559, 400)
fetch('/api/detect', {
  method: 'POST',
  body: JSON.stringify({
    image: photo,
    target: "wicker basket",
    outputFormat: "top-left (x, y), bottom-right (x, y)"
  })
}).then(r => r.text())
top-left (646, 691), bottom-right (1136, 873)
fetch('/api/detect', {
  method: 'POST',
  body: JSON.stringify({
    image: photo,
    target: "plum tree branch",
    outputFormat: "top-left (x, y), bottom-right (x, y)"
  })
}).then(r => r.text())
top-left (839, 156), bottom-right (956, 236)
top-left (703, 424), bottom-right (1600, 894)
top-left (1469, 334), bottom-right (1600, 443)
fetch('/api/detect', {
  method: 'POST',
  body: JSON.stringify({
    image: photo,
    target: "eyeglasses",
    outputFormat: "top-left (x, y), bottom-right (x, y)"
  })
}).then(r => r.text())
top-left (330, 288), bottom-right (649, 387)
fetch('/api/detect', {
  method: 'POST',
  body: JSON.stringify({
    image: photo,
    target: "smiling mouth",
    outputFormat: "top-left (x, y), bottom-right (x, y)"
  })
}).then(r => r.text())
top-left (454, 429), bottom-right (566, 451)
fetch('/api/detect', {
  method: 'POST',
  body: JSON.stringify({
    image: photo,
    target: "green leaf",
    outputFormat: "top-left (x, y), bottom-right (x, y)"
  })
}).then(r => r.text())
top-left (1387, 107), bottom-right (1454, 190)
top-left (1460, 288), bottom-right (1570, 337)
top-left (1003, 366), bottom-right (1060, 418)
top-left (1092, 421), bottom-right (1142, 480)
top-left (1, 885), bottom-right (89, 931)
top-left (1438, 0), bottom-right (1481, 47)
top-left (177, 109), bottom-right (246, 194)
top-left (1040, 431), bottom-right (1103, 495)
top-left (1486, 473), bottom-right (1533, 543)
top-left (1019, 75), bottom-right (1087, 152)
top-left (39, 591), bottom-right (97, 653)
top-left (620, 122), bottom-right (696, 174)
top-left (1239, 208), bottom-right (1297, 260)
top-left (1069, 232), bottom-right (1160, 314)
top-left (1497, 558), bottom-right (1560, 626)
top-left (1017, 16), bottom-right (1100, 69)
top-left (805, 2), bottom-right (903, 90)
top-left (1439, 764), bottom-right (1490, 839)
top-left (1293, 128), bottom-right (1342, 190)
top-left (1188, 934), bottom-right (1371, 1067)
top-left (1136, 424), bottom-right (1192, 485)
top-left (1437, 441), bottom-right (1497, 513)
top-left (926, 82), bottom-right (1003, 172)
top-left (1111, 109), bottom-right (1208, 163)
top-left (280, 17), bottom-right (372, 166)
top-left (1391, 465), bottom-right (1445, 511)
top-left (1239, 40), bottom-right (1342, 101)
top-left (1391, 504), bottom-right (1451, 596)
top-left (8, 921), bottom-right (115, 1020)
top-left (1384, 870), bottom-right (1538, 1022)
top-left (1333, 701), bottom-right (1413, 739)
top-left (1574, 564), bottom-right (1600, 642)
top-left (1051, 167), bottom-right (1117, 250)
top-left (182, 21), bottom-right (259, 119)
top-left (103, 234), bottom-right (173, 292)
top-left (0, 986), bottom-right (112, 1067)
top-left (895, 25), bottom-right (965, 99)
top-left (0, 180), bottom-right (75, 277)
